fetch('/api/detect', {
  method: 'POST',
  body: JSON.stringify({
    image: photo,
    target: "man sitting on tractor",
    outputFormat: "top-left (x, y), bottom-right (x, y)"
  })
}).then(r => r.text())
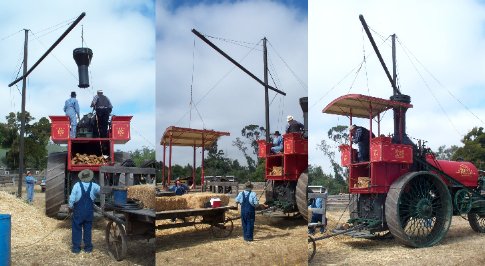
top-left (270, 131), bottom-right (283, 154)
top-left (350, 124), bottom-right (374, 162)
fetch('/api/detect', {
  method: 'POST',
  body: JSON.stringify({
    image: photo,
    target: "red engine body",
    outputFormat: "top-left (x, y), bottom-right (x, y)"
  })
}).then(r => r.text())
top-left (426, 154), bottom-right (479, 188)
top-left (49, 115), bottom-right (132, 172)
top-left (257, 132), bottom-right (308, 181)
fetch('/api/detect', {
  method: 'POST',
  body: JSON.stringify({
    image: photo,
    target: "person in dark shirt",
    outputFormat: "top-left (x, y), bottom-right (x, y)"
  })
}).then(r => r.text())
top-left (91, 90), bottom-right (112, 138)
top-left (286, 115), bottom-right (304, 134)
top-left (350, 125), bottom-right (374, 162)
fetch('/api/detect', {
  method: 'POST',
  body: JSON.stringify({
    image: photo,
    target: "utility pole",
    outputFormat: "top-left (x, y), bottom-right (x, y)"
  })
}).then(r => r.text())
top-left (17, 29), bottom-right (28, 198)
top-left (263, 38), bottom-right (270, 142)
top-left (392, 34), bottom-right (397, 95)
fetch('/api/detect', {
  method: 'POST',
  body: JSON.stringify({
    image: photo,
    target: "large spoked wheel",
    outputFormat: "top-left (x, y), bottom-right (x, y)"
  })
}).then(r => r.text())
top-left (385, 171), bottom-right (452, 247)
top-left (193, 216), bottom-right (210, 231)
top-left (105, 221), bottom-right (128, 261)
top-left (296, 172), bottom-right (309, 221)
top-left (468, 212), bottom-right (485, 233)
top-left (45, 152), bottom-right (67, 218)
top-left (210, 219), bottom-right (234, 238)
top-left (308, 235), bottom-right (316, 262)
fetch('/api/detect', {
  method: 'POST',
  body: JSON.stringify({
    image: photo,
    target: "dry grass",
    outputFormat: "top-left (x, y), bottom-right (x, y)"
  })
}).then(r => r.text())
top-left (128, 185), bottom-right (155, 209)
top-left (0, 187), bottom-right (154, 265)
top-left (156, 195), bottom-right (307, 266)
top-left (311, 209), bottom-right (485, 265)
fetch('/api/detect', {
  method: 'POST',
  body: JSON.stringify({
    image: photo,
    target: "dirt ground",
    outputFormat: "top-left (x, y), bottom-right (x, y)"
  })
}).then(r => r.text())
top-left (0, 185), bottom-right (154, 266)
top-left (311, 209), bottom-right (485, 265)
top-left (156, 193), bottom-right (307, 266)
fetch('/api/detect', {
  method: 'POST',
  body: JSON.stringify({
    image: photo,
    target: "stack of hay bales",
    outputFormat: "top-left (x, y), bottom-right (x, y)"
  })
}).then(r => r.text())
top-left (155, 193), bottom-right (230, 212)
top-left (127, 184), bottom-right (155, 209)
top-left (270, 166), bottom-right (283, 176)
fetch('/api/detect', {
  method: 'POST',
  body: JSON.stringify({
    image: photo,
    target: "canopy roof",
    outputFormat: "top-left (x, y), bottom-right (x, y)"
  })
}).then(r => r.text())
top-left (322, 94), bottom-right (413, 119)
top-left (160, 126), bottom-right (230, 148)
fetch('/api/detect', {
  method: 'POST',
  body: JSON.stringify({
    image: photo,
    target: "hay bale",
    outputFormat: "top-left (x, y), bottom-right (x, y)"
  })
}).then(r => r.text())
top-left (181, 193), bottom-right (230, 209)
top-left (127, 185), bottom-right (155, 209)
top-left (156, 196), bottom-right (187, 211)
top-left (356, 177), bottom-right (370, 188)
top-left (270, 166), bottom-right (283, 176)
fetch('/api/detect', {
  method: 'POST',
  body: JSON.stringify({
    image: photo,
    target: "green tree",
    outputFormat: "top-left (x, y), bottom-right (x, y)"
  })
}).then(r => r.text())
top-left (1, 112), bottom-right (50, 169)
top-left (435, 145), bottom-right (459, 160)
top-left (129, 146), bottom-right (156, 167)
top-left (453, 127), bottom-right (485, 169)
top-left (232, 124), bottom-right (265, 171)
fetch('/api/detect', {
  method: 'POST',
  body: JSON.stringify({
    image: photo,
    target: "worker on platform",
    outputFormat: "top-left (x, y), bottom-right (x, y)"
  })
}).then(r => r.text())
top-left (69, 169), bottom-right (100, 254)
top-left (25, 171), bottom-right (37, 204)
top-left (170, 178), bottom-right (189, 195)
top-left (235, 181), bottom-right (259, 242)
top-left (308, 188), bottom-right (328, 235)
top-left (286, 115), bottom-right (304, 134)
top-left (350, 124), bottom-right (374, 162)
top-left (270, 131), bottom-right (283, 154)
top-left (91, 90), bottom-right (112, 138)
top-left (64, 91), bottom-right (81, 138)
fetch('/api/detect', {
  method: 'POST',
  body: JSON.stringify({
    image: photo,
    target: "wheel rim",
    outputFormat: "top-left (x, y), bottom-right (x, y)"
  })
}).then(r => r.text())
top-left (105, 221), bottom-right (127, 261)
top-left (210, 220), bottom-right (234, 238)
top-left (386, 171), bottom-right (452, 247)
top-left (454, 189), bottom-right (472, 214)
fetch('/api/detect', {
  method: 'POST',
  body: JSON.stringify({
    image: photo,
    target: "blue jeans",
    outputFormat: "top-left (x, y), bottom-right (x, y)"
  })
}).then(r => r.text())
top-left (72, 218), bottom-right (93, 252)
top-left (26, 184), bottom-right (34, 203)
top-left (241, 214), bottom-right (255, 241)
top-left (309, 213), bottom-right (324, 234)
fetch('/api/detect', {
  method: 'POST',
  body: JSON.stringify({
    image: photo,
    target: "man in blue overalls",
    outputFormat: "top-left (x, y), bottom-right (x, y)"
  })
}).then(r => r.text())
top-left (235, 181), bottom-right (259, 242)
top-left (169, 178), bottom-right (189, 195)
top-left (68, 169), bottom-right (100, 253)
top-left (25, 171), bottom-right (37, 204)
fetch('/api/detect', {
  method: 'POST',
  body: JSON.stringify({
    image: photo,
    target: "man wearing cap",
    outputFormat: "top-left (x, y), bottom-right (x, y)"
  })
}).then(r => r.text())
top-left (25, 171), bottom-right (37, 204)
top-left (91, 90), bottom-right (113, 138)
top-left (235, 181), bottom-right (259, 242)
top-left (350, 124), bottom-right (375, 162)
top-left (270, 131), bottom-right (283, 154)
top-left (68, 169), bottom-right (100, 253)
top-left (286, 115), bottom-right (304, 134)
top-left (64, 91), bottom-right (81, 138)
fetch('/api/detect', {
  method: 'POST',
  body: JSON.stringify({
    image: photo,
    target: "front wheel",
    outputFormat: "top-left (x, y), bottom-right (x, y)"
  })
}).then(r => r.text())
top-left (468, 212), bottom-right (485, 233)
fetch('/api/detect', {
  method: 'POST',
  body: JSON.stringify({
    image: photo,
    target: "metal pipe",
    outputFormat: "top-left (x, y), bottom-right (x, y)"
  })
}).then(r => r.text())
top-left (191, 29), bottom-right (286, 96)
top-left (9, 12), bottom-right (86, 87)
top-left (359, 14), bottom-right (400, 95)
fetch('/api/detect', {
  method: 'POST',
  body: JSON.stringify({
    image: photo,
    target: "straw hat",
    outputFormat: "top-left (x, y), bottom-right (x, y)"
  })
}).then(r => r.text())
top-left (78, 169), bottom-right (94, 182)
top-left (245, 181), bottom-right (253, 189)
top-left (287, 115), bottom-right (294, 122)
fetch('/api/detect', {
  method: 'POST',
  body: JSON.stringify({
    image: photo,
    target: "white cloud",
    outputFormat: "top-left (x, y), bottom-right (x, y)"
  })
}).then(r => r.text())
top-left (0, 1), bottom-right (155, 153)
top-left (156, 0), bottom-right (308, 165)
top-left (309, 0), bottom-right (485, 172)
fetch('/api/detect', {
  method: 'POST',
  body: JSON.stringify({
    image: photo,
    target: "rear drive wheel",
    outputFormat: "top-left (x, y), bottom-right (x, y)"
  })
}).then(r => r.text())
top-left (45, 152), bottom-right (67, 218)
top-left (296, 172), bottom-right (309, 221)
top-left (385, 171), bottom-right (452, 247)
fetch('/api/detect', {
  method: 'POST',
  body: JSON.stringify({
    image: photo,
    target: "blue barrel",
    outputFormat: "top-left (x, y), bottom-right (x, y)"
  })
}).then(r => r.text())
top-left (0, 214), bottom-right (11, 265)
top-left (113, 189), bottom-right (127, 206)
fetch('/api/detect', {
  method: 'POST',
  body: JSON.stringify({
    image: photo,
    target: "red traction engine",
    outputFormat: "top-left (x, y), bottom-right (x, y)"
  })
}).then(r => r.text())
top-left (46, 115), bottom-right (132, 218)
top-left (323, 93), bottom-right (484, 247)
top-left (257, 97), bottom-right (309, 217)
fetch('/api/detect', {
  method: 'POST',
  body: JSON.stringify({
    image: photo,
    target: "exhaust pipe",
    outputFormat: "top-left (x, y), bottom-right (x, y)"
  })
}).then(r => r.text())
top-left (299, 97), bottom-right (308, 138)
top-left (73, 47), bottom-right (93, 88)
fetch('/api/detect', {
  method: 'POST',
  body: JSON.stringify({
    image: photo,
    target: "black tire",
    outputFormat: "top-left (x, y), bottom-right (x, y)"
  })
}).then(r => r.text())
top-left (296, 172), bottom-right (309, 221)
top-left (385, 171), bottom-right (452, 247)
top-left (468, 212), bottom-right (485, 233)
top-left (45, 152), bottom-right (67, 218)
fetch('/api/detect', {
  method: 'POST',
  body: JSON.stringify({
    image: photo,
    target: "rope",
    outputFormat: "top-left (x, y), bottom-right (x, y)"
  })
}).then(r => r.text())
top-left (0, 29), bottom-right (23, 41)
top-left (397, 37), bottom-right (484, 125)
top-left (398, 38), bottom-right (462, 137)
top-left (267, 40), bottom-right (307, 92)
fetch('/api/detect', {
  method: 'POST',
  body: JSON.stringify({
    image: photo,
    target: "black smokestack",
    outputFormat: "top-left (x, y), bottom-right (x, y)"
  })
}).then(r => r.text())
top-left (73, 47), bottom-right (93, 88)
top-left (299, 97), bottom-right (308, 138)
